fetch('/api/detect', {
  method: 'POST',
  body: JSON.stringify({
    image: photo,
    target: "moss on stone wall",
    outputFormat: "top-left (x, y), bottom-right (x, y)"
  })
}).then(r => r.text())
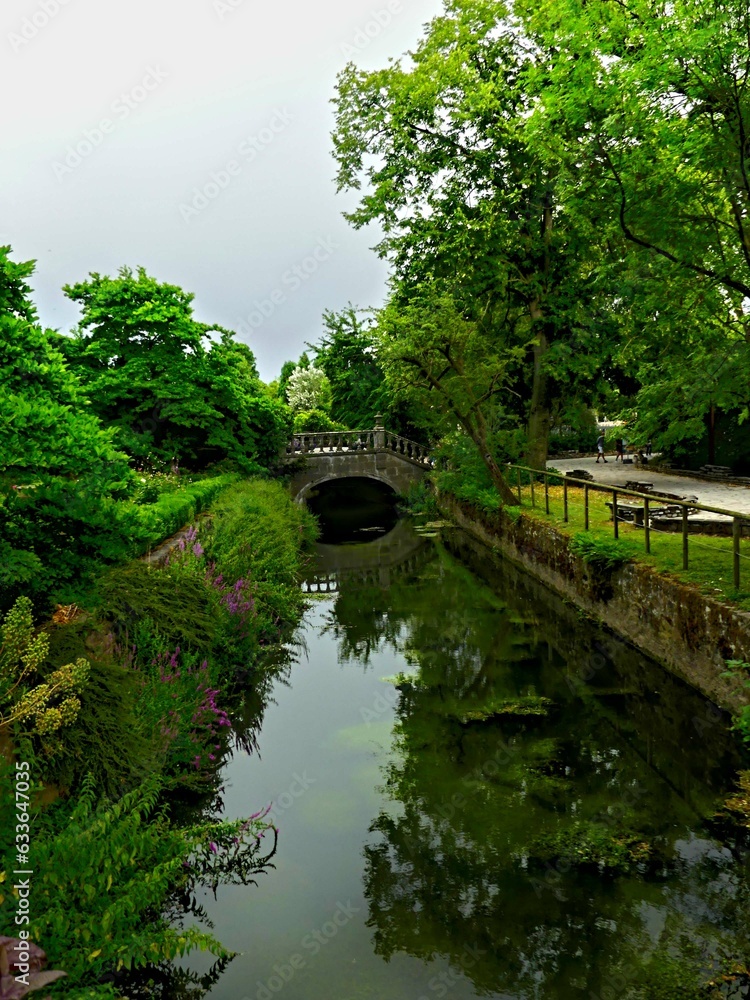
top-left (439, 491), bottom-right (750, 714)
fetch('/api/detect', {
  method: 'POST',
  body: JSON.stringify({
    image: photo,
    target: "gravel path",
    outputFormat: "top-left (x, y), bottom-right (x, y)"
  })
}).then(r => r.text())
top-left (546, 456), bottom-right (750, 517)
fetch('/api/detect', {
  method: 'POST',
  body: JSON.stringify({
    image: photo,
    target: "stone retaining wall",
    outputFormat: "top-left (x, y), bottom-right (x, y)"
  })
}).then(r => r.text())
top-left (440, 494), bottom-right (750, 713)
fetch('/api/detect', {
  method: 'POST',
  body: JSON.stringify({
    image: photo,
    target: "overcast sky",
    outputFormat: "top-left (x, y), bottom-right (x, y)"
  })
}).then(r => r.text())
top-left (1, 0), bottom-right (443, 380)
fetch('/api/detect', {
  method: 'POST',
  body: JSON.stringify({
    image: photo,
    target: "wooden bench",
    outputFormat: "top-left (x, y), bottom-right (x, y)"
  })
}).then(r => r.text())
top-left (605, 501), bottom-right (645, 526)
top-left (624, 481), bottom-right (654, 493)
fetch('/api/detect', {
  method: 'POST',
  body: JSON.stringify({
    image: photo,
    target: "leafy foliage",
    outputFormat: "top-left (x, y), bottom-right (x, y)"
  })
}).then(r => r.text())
top-left (285, 366), bottom-right (332, 414)
top-left (311, 306), bottom-right (388, 428)
top-left (0, 597), bottom-right (89, 739)
top-left (569, 533), bottom-right (635, 572)
top-left (292, 409), bottom-right (346, 433)
top-left (0, 771), bottom-right (273, 991)
top-left (61, 266), bottom-right (289, 471)
top-left (332, 3), bottom-right (617, 469)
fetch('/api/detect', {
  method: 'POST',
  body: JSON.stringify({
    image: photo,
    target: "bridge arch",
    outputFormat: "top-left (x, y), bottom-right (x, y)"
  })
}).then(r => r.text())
top-left (283, 429), bottom-right (431, 503)
top-left (294, 470), bottom-right (400, 503)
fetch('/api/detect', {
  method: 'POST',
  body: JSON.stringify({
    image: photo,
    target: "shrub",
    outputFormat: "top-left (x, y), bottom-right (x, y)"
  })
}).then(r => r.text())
top-left (569, 533), bottom-right (635, 572)
top-left (721, 660), bottom-right (750, 744)
top-left (398, 479), bottom-right (439, 518)
top-left (0, 768), bottom-right (276, 994)
top-left (292, 409), bottom-right (346, 433)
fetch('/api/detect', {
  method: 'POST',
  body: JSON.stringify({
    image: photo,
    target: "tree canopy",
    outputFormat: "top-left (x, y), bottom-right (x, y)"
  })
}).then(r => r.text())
top-left (62, 267), bottom-right (289, 471)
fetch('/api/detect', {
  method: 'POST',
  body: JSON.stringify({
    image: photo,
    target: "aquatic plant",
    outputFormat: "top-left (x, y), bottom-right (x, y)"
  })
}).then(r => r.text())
top-left (529, 821), bottom-right (654, 875)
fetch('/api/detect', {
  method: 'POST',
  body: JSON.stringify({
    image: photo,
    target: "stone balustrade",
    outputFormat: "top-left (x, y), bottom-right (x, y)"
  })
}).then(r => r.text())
top-left (285, 429), bottom-right (431, 467)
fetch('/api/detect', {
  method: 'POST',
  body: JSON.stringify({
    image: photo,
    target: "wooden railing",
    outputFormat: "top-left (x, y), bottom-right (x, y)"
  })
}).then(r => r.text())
top-left (505, 464), bottom-right (750, 589)
top-left (285, 429), bottom-right (432, 467)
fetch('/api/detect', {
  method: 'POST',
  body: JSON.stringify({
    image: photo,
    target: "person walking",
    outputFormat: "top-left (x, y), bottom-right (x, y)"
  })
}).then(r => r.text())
top-left (615, 438), bottom-right (624, 462)
top-left (596, 433), bottom-right (608, 463)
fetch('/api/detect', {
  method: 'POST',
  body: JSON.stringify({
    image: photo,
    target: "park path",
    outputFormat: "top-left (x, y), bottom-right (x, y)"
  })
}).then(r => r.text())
top-left (547, 456), bottom-right (750, 517)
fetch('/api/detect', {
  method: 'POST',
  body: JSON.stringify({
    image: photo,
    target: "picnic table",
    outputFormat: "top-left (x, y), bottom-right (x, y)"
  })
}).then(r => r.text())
top-left (624, 481), bottom-right (654, 493)
top-left (605, 491), bottom-right (700, 525)
top-left (605, 501), bottom-right (646, 526)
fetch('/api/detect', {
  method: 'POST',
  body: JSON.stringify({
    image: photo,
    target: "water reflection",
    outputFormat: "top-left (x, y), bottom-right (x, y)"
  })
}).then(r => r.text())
top-left (321, 528), bottom-right (750, 997)
top-left (304, 477), bottom-right (400, 544)
top-left (168, 513), bottom-right (750, 1000)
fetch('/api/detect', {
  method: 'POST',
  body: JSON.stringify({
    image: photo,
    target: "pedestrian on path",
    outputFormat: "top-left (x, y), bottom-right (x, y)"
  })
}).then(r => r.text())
top-left (615, 438), bottom-right (624, 462)
top-left (596, 434), bottom-right (608, 463)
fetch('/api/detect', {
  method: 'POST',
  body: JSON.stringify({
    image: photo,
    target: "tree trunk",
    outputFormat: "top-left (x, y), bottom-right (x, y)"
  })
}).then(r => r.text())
top-left (526, 318), bottom-right (552, 471)
top-left (708, 400), bottom-right (716, 465)
top-left (526, 195), bottom-right (554, 472)
top-left (467, 411), bottom-right (518, 506)
top-left (485, 451), bottom-right (521, 506)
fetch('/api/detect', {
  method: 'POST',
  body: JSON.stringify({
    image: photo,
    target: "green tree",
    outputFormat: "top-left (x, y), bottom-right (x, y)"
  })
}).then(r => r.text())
top-left (378, 292), bottom-right (523, 504)
top-left (0, 247), bottom-right (128, 594)
top-left (0, 248), bottom-right (122, 483)
top-left (331, 0), bottom-right (615, 469)
top-left (311, 306), bottom-right (387, 428)
top-left (520, 0), bottom-right (750, 303)
top-left (518, 0), bottom-right (750, 462)
top-left (62, 267), bottom-right (288, 470)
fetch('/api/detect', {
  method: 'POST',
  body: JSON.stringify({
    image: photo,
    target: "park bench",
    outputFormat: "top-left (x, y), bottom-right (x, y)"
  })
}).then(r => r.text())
top-left (624, 481), bottom-right (654, 493)
top-left (700, 464), bottom-right (732, 478)
top-left (605, 501), bottom-right (645, 525)
top-left (605, 491), bottom-right (699, 525)
top-left (648, 492), bottom-right (699, 518)
top-left (564, 470), bottom-right (595, 482)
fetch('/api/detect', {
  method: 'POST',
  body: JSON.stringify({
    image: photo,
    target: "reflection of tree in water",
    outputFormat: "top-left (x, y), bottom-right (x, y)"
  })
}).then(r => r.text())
top-left (346, 544), bottom-right (750, 998)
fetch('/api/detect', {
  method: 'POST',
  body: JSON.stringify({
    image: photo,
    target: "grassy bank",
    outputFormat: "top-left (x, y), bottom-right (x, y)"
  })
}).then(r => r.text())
top-left (437, 470), bottom-right (750, 611)
top-left (0, 478), bottom-right (317, 998)
top-left (1, 470), bottom-right (241, 612)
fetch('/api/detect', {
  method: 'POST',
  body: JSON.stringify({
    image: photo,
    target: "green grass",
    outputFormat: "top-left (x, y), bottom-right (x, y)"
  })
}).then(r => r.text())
top-left (508, 478), bottom-right (750, 610)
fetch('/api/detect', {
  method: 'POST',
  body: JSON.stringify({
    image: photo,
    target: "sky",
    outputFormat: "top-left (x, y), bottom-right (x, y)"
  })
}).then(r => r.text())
top-left (1, 0), bottom-right (444, 380)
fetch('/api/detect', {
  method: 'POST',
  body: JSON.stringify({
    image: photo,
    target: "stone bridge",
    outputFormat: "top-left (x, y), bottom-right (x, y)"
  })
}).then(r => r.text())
top-left (284, 420), bottom-right (432, 502)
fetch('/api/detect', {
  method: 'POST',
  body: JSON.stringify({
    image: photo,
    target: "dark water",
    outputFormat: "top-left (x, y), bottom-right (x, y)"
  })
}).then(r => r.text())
top-left (189, 495), bottom-right (750, 999)
top-left (304, 477), bottom-right (400, 544)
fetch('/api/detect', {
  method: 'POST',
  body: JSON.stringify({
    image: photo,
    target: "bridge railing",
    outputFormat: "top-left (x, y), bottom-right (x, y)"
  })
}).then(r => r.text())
top-left (285, 430), bottom-right (377, 455)
top-left (383, 432), bottom-right (431, 466)
top-left (285, 428), bottom-right (432, 467)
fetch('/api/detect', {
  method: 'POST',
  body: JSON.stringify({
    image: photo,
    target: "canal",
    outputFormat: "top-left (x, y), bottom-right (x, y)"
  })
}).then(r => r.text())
top-left (188, 481), bottom-right (749, 999)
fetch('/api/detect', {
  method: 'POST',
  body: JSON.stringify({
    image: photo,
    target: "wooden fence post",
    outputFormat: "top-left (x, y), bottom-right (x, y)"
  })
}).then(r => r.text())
top-left (682, 507), bottom-right (689, 570)
top-left (733, 517), bottom-right (741, 590)
top-left (613, 491), bottom-right (619, 539)
top-left (584, 485), bottom-right (589, 531)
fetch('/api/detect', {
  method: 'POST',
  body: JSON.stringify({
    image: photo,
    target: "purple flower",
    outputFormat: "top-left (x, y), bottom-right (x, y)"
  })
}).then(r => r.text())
top-left (193, 542), bottom-right (204, 558)
top-left (209, 842), bottom-right (218, 854)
